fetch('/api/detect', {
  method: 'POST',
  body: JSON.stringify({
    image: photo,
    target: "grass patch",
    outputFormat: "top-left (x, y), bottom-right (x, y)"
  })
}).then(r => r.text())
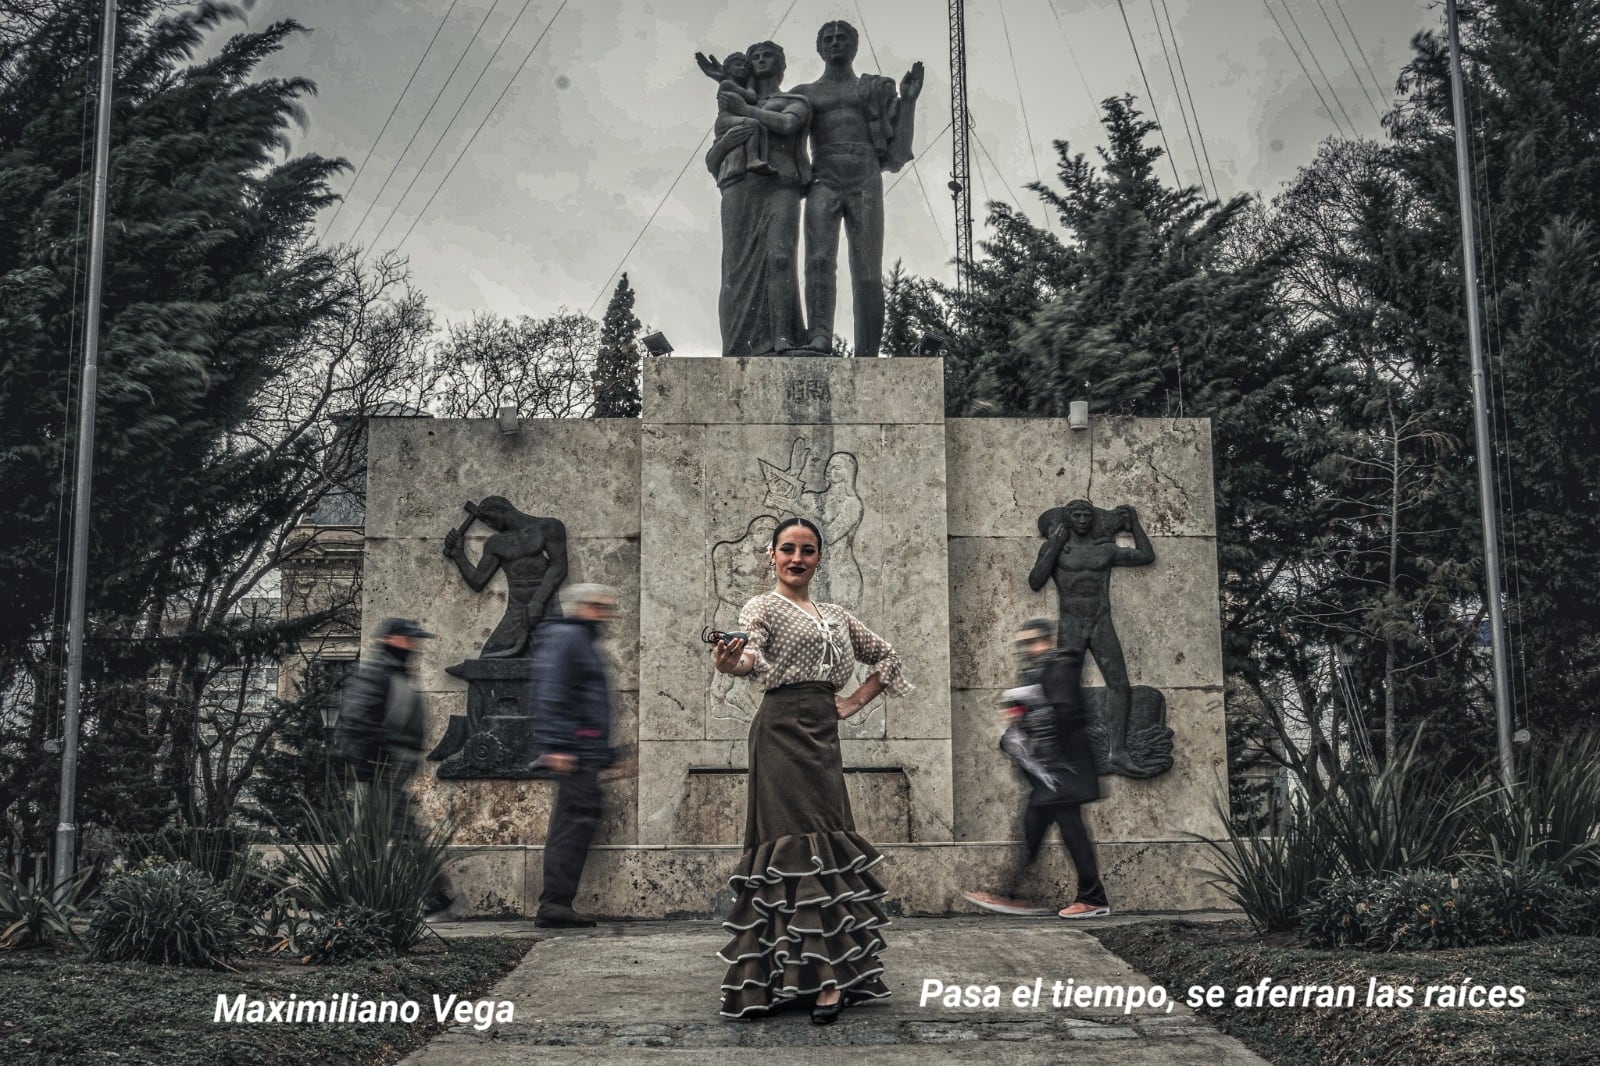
top-left (1095, 920), bottom-right (1600, 1065)
top-left (0, 936), bottom-right (529, 1065)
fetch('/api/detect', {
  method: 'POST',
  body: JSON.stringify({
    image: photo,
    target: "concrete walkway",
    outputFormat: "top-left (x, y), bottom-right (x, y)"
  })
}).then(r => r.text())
top-left (405, 914), bottom-right (1269, 1065)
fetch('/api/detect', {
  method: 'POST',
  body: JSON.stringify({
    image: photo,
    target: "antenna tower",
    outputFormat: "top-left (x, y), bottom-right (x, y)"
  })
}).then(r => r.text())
top-left (948, 0), bottom-right (974, 295)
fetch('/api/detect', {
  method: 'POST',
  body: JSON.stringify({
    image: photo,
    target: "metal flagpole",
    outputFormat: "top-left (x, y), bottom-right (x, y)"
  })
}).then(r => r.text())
top-left (54, 0), bottom-right (118, 897)
top-left (1444, 0), bottom-right (1516, 790)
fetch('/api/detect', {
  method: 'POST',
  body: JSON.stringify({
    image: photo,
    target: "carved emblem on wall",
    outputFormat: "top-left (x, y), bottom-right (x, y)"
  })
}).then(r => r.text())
top-left (431, 497), bottom-right (570, 779)
top-left (1030, 499), bottom-right (1173, 778)
top-left (709, 436), bottom-right (869, 726)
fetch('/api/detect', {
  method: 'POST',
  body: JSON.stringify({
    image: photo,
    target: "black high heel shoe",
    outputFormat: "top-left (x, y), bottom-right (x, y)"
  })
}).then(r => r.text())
top-left (811, 995), bottom-right (844, 1025)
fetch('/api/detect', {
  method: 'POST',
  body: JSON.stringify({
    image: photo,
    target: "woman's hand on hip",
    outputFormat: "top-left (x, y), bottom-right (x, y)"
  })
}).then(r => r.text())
top-left (835, 692), bottom-right (861, 719)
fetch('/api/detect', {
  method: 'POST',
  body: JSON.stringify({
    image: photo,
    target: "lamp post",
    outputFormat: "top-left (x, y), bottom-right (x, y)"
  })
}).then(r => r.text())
top-left (54, 0), bottom-right (118, 898)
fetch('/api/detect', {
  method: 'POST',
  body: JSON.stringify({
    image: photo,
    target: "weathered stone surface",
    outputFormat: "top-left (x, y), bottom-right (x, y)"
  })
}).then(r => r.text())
top-left (946, 418), bottom-right (1213, 539)
top-left (365, 418), bottom-right (641, 541)
top-left (1089, 417), bottom-right (1216, 538)
top-left (442, 847), bottom-right (525, 916)
top-left (675, 768), bottom-right (912, 845)
top-left (453, 840), bottom-right (1229, 919)
top-left (362, 535), bottom-right (640, 697)
top-left (643, 356), bottom-right (943, 425)
top-left (947, 536), bottom-right (1221, 693)
top-left (638, 423), bottom-right (706, 744)
top-left (952, 687), bottom-right (1227, 843)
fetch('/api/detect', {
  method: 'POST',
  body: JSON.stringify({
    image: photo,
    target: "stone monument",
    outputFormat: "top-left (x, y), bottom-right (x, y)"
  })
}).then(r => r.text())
top-left (701, 22), bottom-right (922, 357)
top-left (336, 21), bottom-right (1227, 917)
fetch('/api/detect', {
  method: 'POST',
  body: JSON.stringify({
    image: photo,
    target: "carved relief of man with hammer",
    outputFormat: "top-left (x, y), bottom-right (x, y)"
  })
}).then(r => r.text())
top-left (443, 496), bottom-right (568, 657)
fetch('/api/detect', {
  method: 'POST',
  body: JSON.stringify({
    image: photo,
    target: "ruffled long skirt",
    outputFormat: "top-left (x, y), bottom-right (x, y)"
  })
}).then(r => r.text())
top-left (718, 681), bottom-right (891, 1018)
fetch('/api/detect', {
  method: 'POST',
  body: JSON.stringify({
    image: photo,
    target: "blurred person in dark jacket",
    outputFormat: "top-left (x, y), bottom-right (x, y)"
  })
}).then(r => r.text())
top-left (333, 617), bottom-right (460, 918)
top-left (529, 584), bottom-right (619, 928)
top-left (963, 617), bottom-right (1111, 919)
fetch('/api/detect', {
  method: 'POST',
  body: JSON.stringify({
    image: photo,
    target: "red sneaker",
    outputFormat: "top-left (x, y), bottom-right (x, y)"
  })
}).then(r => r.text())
top-left (1057, 902), bottom-right (1112, 919)
top-left (962, 891), bottom-right (1055, 916)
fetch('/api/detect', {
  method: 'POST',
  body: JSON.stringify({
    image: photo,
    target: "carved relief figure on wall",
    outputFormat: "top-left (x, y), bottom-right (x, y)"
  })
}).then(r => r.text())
top-left (443, 496), bottom-right (568, 658)
top-left (709, 514), bottom-right (781, 720)
top-left (699, 40), bottom-right (812, 357)
top-left (789, 21), bottom-right (921, 357)
top-left (1028, 500), bottom-right (1154, 772)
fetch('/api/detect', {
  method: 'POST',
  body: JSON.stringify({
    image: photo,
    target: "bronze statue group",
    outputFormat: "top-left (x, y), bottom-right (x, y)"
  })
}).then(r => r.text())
top-left (697, 20), bottom-right (922, 359)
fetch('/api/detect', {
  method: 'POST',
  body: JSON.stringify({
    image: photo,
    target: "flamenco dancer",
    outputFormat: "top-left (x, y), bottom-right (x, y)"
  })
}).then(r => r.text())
top-left (710, 516), bottom-right (912, 1023)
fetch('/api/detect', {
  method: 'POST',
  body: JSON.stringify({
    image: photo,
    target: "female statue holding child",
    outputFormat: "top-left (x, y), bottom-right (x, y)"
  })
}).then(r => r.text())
top-left (697, 41), bottom-right (809, 357)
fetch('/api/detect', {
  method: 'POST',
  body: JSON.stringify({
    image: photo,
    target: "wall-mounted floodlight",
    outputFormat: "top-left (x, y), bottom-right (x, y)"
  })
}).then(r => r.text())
top-left (1068, 400), bottom-right (1089, 431)
top-left (642, 331), bottom-right (673, 356)
top-left (497, 404), bottom-right (520, 435)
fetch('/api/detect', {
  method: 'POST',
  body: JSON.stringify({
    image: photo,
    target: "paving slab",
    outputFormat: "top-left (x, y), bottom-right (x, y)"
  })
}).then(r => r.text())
top-left (404, 916), bottom-right (1268, 1065)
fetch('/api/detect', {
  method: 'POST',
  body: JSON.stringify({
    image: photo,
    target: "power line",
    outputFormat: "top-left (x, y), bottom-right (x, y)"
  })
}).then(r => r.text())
top-left (585, 3), bottom-right (804, 312)
top-left (971, 123), bottom-right (1023, 210)
top-left (397, 1), bottom-right (570, 252)
top-left (1331, 0), bottom-right (1391, 107)
top-left (887, 117), bottom-right (954, 196)
top-left (1112, 0), bottom-right (1183, 188)
top-left (1156, 0), bottom-right (1220, 196)
top-left (323, 0), bottom-right (462, 239)
top-left (1277, 0), bottom-right (1358, 136)
top-left (344, 0), bottom-right (506, 246)
top-left (852, 0), bottom-right (952, 258)
top-left (1311, 0), bottom-right (1383, 122)
top-left (587, 132), bottom-right (709, 315)
top-left (1261, 0), bottom-right (1351, 139)
top-left (370, 0), bottom-right (542, 252)
top-left (1146, 0), bottom-right (1209, 198)
top-left (1042, 0), bottom-right (1104, 124)
top-left (998, 0), bottom-right (1052, 228)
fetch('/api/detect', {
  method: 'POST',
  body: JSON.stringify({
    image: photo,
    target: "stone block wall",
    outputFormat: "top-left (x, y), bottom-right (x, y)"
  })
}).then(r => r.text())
top-left (352, 359), bottom-right (1231, 911)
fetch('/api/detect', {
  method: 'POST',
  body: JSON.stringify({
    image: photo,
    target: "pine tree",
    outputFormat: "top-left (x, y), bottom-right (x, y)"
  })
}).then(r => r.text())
top-left (1336, 0), bottom-right (1600, 740)
top-left (592, 274), bottom-right (642, 417)
top-left (0, 2), bottom-right (357, 853)
top-left (952, 97), bottom-right (1326, 710)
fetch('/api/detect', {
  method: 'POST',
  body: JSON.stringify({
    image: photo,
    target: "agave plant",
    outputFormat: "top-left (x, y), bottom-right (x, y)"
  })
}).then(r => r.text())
top-left (0, 866), bottom-right (88, 950)
top-left (275, 781), bottom-right (455, 956)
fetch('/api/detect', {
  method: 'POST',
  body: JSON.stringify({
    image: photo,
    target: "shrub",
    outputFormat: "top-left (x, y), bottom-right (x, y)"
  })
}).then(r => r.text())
top-left (1465, 733), bottom-right (1600, 886)
top-left (1364, 870), bottom-right (1492, 950)
top-left (1202, 792), bottom-right (1331, 933)
top-left (301, 904), bottom-right (394, 964)
top-left (0, 867), bottom-right (87, 950)
top-left (276, 780), bottom-right (454, 956)
top-left (88, 861), bottom-right (241, 967)
top-left (1299, 875), bottom-right (1384, 948)
top-left (1462, 862), bottom-right (1585, 942)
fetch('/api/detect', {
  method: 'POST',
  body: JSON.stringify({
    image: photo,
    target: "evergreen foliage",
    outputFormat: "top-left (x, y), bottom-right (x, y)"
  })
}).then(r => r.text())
top-left (592, 273), bottom-right (642, 417)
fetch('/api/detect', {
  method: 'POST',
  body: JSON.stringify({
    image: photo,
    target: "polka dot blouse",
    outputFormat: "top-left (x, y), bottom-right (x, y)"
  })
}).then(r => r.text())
top-left (737, 592), bottom-right (913, 695)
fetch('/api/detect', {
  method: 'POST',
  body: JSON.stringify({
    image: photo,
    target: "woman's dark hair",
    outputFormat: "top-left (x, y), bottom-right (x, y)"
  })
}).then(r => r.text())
top-left (770, 515), bottom-right (823, 551)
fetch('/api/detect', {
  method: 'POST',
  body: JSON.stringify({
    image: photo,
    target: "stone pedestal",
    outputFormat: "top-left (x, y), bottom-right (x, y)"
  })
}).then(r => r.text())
top-left (356, 357), bottom-right (1231, 914)
top-left (637, 357), bottom-right (954, 845)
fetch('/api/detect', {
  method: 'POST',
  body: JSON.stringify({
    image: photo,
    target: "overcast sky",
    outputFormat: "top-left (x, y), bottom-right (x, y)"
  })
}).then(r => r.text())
top-left (245, 0), bottom-right (1435, 357)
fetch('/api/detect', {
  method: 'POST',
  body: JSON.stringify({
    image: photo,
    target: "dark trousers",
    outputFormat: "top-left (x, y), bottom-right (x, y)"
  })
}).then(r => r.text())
top-left (540, 768), bottom-right (604, 909)
top-left (1008, 802), bottom-right (1108, 907)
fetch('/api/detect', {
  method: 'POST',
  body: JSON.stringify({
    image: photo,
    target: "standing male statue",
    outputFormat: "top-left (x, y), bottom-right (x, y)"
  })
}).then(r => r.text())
top-left (1028, 501), bottom-right (1155, 772)
top-left (791, 21), bottom-right (922, 358)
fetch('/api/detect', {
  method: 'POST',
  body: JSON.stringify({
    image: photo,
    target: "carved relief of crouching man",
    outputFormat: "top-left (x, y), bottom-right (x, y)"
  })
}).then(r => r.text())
top-left (443, 496), bottom-right (568, 658)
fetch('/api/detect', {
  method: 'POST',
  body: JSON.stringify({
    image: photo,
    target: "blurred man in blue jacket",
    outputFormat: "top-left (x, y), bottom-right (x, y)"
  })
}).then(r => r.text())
top-left (529, 584), bottom-right (619, 928)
